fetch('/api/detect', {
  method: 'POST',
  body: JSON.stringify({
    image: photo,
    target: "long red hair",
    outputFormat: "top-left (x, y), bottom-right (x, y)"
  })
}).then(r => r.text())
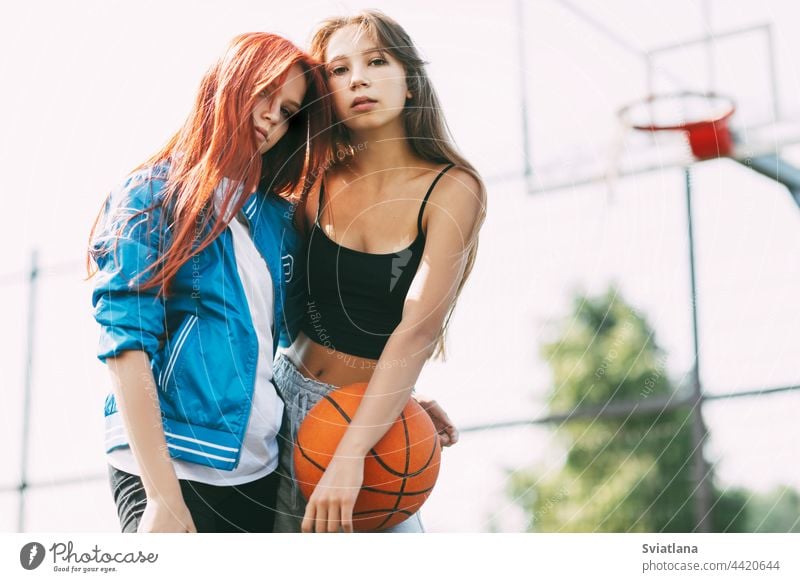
top-left (88, 32), bottom-right (331, 293)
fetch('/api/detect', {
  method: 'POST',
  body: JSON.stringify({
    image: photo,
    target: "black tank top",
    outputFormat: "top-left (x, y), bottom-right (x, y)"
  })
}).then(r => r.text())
top-left (301, 163), bottom-right (456, 360)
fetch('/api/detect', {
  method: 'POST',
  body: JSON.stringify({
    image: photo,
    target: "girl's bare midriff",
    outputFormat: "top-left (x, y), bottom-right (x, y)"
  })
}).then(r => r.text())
top-left (283, 331), bottom-right (380, 387)
top-left (284, 164), bottom-right (445, 388)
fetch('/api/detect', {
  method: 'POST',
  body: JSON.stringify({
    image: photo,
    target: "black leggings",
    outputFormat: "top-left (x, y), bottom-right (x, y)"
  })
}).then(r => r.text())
top-left (108, 464), bottom-right (280, 533)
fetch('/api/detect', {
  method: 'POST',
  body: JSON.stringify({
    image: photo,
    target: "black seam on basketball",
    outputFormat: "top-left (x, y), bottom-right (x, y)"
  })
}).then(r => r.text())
top-left (367, 451), bottom-right (413, 477)
top-left (373, 424), bottom-right (439, 478)
top-left (367, 432), bottom-right (438, 479)
top-left (324, 392), bottom-right (411, 477)
top-left (377, 411), bottom-right (411, 529)
top-left (322, 393), bottom-right (352, 422)
top-left (361, 485), bottom-right (435, 496)
top-left (297, 442), bottom-right (327, 473)
top-left (419, 435), bottom-right (439, 473)
top-left (353, 508), bottom-right (414, 517)
top-left (322, 393), bottom-right (434, 529)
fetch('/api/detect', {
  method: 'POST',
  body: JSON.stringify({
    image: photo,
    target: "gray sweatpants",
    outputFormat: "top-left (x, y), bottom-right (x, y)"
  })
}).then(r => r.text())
top-left (271, 352), bottom-right (425, 533)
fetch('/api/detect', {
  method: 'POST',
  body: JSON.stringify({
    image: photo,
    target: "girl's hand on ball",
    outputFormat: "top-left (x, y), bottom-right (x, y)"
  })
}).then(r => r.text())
top-left (302, 454), bottom-right (365, 533)
top-left (413, 394), bottom-right (459, 447)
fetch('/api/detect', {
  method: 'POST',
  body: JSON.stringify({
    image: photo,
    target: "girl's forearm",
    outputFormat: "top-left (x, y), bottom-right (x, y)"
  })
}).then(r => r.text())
top-left (106, 350), bottom-right (182, 502)
top-left (334, 331), bottom-right (433, 458)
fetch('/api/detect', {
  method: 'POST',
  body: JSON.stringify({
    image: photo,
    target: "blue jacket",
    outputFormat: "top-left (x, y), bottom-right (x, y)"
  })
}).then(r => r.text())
top-left (91, 163), bottom-right (305, 470)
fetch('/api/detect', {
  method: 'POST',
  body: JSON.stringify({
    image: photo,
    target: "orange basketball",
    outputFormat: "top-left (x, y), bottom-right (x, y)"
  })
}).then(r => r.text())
top-left (293, 383), bottom-right (441, 531)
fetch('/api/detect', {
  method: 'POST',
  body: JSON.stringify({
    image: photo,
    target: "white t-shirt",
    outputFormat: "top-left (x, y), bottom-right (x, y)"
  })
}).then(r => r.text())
top-left (107, 202), bottom-right (284, 486)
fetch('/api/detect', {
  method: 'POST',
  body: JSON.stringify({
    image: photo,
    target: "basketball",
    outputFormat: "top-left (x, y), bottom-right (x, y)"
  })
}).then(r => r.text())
top-left (293, 383), bottom-right (442, 531)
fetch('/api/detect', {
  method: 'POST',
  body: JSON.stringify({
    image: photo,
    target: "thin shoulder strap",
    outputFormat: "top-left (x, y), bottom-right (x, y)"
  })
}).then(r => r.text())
top-left (417, 163), bottom-right (456, 233)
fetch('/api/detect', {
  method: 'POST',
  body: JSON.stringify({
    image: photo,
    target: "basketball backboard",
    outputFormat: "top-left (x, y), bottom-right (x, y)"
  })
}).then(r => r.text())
top-left (518, 0), bottom-right (800, 193)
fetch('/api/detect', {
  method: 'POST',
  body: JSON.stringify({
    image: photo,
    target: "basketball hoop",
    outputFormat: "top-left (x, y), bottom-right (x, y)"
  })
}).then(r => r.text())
top-left (617, 91), bottom-right (737, 160)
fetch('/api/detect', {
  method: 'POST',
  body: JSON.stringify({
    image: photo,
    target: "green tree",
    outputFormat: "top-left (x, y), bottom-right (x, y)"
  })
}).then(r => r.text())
top-left (744, 486), bottom-right (800, 532)
top-left (508, 287), bottom-right (752, 532)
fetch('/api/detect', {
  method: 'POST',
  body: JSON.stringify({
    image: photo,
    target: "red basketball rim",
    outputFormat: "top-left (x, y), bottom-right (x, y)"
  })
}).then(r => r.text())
top-left (617, 91), bottom-right (736, 132)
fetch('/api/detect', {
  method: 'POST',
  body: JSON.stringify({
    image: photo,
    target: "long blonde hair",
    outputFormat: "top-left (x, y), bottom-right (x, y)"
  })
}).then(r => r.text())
top-left (310, 10), bottom-right (486, 360)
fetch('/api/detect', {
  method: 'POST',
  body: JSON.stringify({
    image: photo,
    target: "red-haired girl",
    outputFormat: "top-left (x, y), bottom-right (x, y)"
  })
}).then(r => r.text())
top-left (272, 11), bottom-right (487, 533)
top-left (88, 32), bottom-right (331, 532)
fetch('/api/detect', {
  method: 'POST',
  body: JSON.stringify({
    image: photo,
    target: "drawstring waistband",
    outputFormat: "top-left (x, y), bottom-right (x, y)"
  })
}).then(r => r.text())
top-left (274, 354), bottom-right (336, 508)
top-left (288, 390), bottom-right (310, 506)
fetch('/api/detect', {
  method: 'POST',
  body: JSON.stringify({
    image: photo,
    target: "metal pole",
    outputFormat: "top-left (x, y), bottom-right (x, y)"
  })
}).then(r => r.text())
top-left (701, 0), bottom-right (716, 93)
top-left (458, 382), bottom-right (800, 433)
top-left (18, 249), bottom-right (39, 532)
top-left (739, 153), bottom-right (800, 208)
top-left (765, 24), bottom-right (782, 122)
top-left (684, 168), bottom-right (713, 532)
top-left (647, 23), bottom-right (769, 56)
top-left (516, 0), bottom-right (533, 189)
